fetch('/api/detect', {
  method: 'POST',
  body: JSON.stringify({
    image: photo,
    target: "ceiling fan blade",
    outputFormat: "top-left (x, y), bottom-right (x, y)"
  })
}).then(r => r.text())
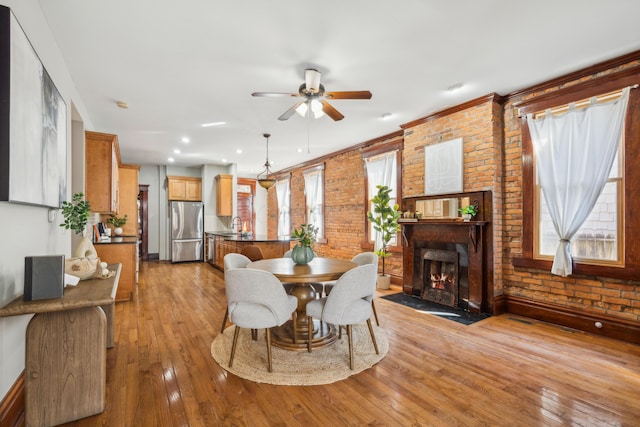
top-left (324, 90), bottom-right (372, 100)
top-left (278, 101), bottom-right (305, 121)
top-left (305, 69), bottom-right (322, 93)
top-left (252, 92), bottom-right (299, 98)
top-left (321, 100), bottom-right (344, 121)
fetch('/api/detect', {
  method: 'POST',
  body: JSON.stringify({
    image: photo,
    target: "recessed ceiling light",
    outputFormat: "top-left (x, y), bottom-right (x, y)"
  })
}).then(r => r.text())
top-left (201, 121), bottom-right (226, 127)
top-left (236, 149), bottom-right (242, 154)
top-left (221, 158), bottom-right (228, 163)
top-left (297, 148), bottom-right (303, 153)
top-left (447, 83), bottom-right (464, 93)
top-left (168, 157), bottom-right (175, 162)
top-left (116, 101), bottom-right (128, 109)
top-left (173, 149), bottom-right (181, 154)
top-left (181, 137), bottom-right (190, 143)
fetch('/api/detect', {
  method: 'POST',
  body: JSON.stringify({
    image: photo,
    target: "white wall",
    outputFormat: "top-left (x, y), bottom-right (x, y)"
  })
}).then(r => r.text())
top-left (0, 0), bottom-right (94, 401)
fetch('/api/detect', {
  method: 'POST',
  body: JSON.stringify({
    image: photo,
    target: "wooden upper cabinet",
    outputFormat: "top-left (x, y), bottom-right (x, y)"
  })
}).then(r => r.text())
top-left (118, 165), bottom-right (140, 236)
top-left (85, 131), bottom-right (120, 214)
top-left (167, 176), bottom-right (202, 201)
top-left (216, 174), bottom-right (233, 216)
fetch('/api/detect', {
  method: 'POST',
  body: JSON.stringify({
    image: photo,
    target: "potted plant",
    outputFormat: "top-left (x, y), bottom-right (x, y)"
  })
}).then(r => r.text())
top-left (107, 213), bottom-right (127, 235)
top-left (367, 185), bottom-right (402, 289)
top-left (458, 204), bottom-right (478, 222)
top-left (291, 223), bottom-right (318, 265)
top-left (60, 192), bottom-right (97, 259)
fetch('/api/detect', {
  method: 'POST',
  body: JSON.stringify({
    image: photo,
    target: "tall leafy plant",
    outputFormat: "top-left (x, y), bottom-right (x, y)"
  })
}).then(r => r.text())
top-left (60, 192), bottom-right (91, 235)
top-left (367, 185), bottom-right (401, 276)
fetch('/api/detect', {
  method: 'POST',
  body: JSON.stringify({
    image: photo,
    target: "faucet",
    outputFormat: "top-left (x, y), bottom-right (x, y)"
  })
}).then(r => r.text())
top-left (231, 216), bottom-right (243, 234)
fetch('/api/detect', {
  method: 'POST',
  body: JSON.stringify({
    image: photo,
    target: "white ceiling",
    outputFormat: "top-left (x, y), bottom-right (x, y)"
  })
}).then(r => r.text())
top-left (37, 0), bottom-right (640, 175)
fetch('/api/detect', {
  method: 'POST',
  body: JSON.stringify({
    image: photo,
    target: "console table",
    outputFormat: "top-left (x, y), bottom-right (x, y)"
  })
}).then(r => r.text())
top-left (0, 263), bottom-right (121, 427)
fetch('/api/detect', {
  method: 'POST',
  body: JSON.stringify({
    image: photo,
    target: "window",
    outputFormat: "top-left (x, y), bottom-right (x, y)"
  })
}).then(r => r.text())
top-left (362, 140), bottom-right (402, 248)
top-left (275, 177), bottom-right (290, 238)
top-left (303, 164), bottom-right (324, 241)
top-left (513, 73), bottom-right (640, 280)
top-left (534, 89), bottom-right (626, 266)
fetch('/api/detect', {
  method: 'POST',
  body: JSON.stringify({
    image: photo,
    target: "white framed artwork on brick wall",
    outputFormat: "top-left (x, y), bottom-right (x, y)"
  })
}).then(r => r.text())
top-left (424, 138), bottom-right (463, 195)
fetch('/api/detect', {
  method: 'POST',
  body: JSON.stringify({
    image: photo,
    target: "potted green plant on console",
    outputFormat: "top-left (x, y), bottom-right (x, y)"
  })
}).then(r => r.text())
top-left (60, 192), bottom-right (97, 261)
top-left (367, 185), bottom-right (402, 289)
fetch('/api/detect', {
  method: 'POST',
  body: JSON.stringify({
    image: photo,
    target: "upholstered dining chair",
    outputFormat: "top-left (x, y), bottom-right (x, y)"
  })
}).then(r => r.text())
top-left (240, 245), bottom-right (264, 261)
top-left (221, 253), bottom-right (252, 333)
top-left (305, 264), bottom-right (380, 370)
top-left (283, 248), bottom-right (324, 297)
top-left (324, 252), bottom-right (381, 326)
top-left (225, 268), bottom-right (298, 372)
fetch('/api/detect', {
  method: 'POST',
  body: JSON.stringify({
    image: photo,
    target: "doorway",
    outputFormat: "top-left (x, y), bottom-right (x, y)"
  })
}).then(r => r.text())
top-left (236, 178), bottom-right (256, 234)
top-left (138, 185), bottom-right (149, 260)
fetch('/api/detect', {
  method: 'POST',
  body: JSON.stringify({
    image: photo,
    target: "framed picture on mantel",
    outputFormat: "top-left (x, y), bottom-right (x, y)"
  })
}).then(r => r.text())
top-left (0, 5), bottom-right (67, 208)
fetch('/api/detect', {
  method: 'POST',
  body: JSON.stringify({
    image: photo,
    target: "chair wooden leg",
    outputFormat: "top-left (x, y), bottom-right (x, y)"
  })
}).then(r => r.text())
top-left (292, 311), bottom-right (298, 344)
top-left (307, 316), bottom-right (313, 352)
top-left (229, 326), bottom-right (240, 367)
top-left (366, 318), bottom-right (379, 354)
top-left (347, 324), bottom-right (354, 370)
top-left (220, 308), bottom-right (229, 333)
top-left (251, 329), bottom-right (258, 341)
top-left (371, 300), bottom-right (380, 326)
top-left (266, 328), bottom-right (273, 373)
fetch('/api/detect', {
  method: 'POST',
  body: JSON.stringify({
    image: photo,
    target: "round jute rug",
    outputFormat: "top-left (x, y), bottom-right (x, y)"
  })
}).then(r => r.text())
top-left (211, 324), bottom-right (389, 385)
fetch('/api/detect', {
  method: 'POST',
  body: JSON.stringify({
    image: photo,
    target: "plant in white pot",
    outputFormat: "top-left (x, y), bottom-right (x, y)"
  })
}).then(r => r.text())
top-left (367, 185), bottom-right (402, 289)
top-left (458, 204), bottom-right (478, 222)
top-left (107, 213), bottom-right (128, 235)
top-left (61, 193), bottom-right (94, 258)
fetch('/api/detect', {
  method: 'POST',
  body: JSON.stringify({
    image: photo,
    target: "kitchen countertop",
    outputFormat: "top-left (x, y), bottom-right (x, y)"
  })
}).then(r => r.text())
top-left (206, 231), bottom-right (291, 242)
top-left (94, 236), bottom-right (138, 245)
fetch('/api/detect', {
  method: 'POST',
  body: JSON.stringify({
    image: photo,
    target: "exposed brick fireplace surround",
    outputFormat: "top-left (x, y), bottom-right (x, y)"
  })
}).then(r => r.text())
top-left (402, 191), bottom-right (494, 314)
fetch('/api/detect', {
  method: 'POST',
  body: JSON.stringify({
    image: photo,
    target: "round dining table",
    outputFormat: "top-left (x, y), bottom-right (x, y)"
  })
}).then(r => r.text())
top-left (247, 257), bottom-right (357, 350)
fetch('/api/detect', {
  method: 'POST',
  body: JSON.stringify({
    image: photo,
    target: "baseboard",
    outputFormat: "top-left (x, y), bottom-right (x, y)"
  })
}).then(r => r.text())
top-left (0, 372), bottom-right (24, 427)
top-left (148, 253), bottom-right (159, 260)
top-left (505, 295), bottom-right (640, 345)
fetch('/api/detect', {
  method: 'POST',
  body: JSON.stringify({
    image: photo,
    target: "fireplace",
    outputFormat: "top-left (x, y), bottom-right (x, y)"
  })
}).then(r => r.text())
top-left (401, 191), bottom-right (493, 314)
top-left (422, 248), bottom-right (460, 307)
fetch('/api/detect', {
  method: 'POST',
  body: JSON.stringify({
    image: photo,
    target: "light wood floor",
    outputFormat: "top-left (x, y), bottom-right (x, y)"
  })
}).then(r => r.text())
top-left (61, 261), bottom-right (640, 427)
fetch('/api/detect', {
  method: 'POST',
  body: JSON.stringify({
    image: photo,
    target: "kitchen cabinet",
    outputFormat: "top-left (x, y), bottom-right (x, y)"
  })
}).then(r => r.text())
top-left (95, 238), bottom-right (137, 301)
top-left (216, 174), bottom-right (233, 216)
top-left (85, 131), bottom-right (120, 214)
top-left (167, 176), bottom-right (202, 201)
top-left (116, 165), bottom-right (140, 236)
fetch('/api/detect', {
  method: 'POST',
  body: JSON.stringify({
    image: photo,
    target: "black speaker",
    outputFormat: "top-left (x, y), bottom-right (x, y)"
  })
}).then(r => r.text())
top-left (24, 255), bottom-right (65, 301)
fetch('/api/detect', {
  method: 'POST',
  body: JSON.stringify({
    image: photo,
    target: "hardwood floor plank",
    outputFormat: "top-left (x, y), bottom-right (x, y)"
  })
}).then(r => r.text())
top-left (59, 261), bottom-right (640, 426)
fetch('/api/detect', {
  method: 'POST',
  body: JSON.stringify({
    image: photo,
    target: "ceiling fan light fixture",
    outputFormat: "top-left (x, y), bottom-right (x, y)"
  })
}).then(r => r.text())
top-left (295, 102), bottom-right (308, 117)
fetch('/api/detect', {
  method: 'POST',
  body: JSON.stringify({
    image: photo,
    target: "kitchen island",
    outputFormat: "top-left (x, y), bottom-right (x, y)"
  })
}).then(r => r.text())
top-left (205, 232), bottom-right (291, 270)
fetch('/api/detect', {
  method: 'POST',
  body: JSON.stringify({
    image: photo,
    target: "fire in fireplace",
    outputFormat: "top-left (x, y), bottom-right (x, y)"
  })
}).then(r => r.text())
top-left (421, 248), bottom-right (461, 308)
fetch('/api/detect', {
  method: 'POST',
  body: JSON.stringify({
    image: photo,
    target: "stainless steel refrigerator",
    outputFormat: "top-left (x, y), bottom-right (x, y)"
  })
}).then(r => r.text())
top-left (170, 201), bottom-right (204, 262)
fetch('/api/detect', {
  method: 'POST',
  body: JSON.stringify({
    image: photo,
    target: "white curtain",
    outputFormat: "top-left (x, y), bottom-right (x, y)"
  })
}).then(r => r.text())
top-left (365, 151), bottom-right (397, 251)
top-left (527, 87), bottom-right (630, 276)
top-left (275, 179), bottom-right (290, 237)
top-left (303, 169), bottom-right (323, 238)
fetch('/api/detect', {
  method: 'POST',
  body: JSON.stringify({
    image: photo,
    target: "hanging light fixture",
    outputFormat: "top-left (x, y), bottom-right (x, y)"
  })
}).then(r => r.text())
top-left (257, 133), bottom-right (276, 189)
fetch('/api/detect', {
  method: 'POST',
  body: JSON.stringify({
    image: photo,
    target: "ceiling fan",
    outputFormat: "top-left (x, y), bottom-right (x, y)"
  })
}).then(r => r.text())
top-left (251, 69), bottom-right (372, 121)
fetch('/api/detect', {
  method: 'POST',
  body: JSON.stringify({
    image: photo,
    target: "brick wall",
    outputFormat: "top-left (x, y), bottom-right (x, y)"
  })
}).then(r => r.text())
top-left (266, 56), bottom-right (640, 323)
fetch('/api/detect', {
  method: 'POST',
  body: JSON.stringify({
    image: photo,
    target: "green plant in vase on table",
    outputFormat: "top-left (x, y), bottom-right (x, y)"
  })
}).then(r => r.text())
top-left (60, 192), bottom-right (91, 235)
top-left (107, 213), bottom-right (128, 235)
top-left (367, 185), bottom-right (402, 289)
top-left (291, 223), bottom-right (318, 265)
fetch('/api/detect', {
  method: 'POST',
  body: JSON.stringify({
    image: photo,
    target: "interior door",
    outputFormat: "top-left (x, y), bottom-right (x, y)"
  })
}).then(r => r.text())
top-left (236, 178), bottom-right (256, 233)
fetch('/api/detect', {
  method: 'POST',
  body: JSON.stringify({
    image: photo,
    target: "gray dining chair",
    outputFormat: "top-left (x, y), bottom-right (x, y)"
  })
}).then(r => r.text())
top-left (221, 253), bottom-right (252, 333)
top-left (225, 268), bottom-right (298, 372)
top-left (324, 252), bottom-right (380, 326)
top-left (305, 263), bottom-right (380, 369)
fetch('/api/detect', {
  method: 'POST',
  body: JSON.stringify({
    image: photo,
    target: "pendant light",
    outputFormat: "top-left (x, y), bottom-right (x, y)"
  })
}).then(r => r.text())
top-left (257, 133), bottom-right (276, 189)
